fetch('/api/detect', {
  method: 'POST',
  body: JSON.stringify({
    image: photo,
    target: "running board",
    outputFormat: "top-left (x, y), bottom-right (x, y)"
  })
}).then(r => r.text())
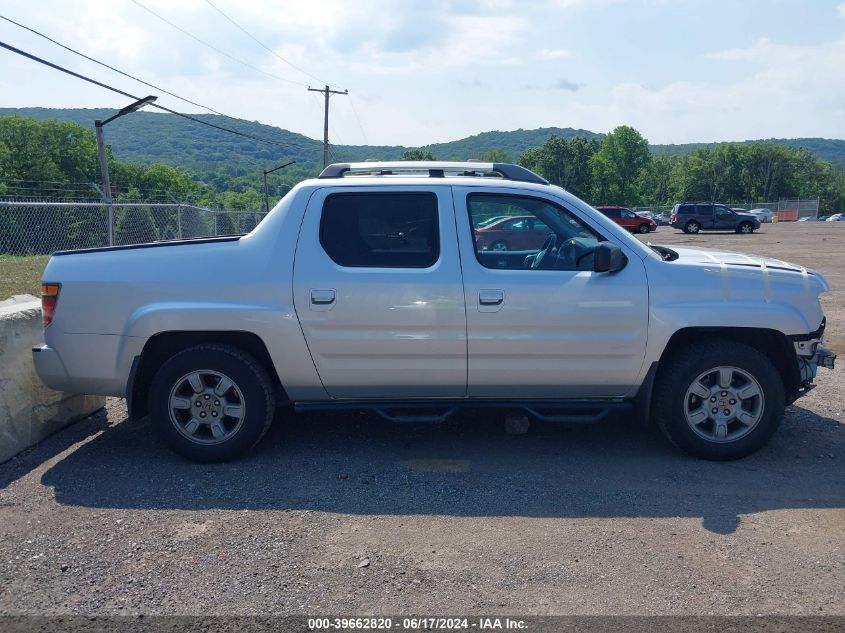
top-left (294, 399), bottom-right (631, 424)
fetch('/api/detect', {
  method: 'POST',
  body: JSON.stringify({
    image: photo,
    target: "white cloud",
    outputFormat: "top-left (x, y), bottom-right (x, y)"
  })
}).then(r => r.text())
top-left (838, 2), bottom-right (845, 18)
top-left (537, 49), bottom-right (571, 60)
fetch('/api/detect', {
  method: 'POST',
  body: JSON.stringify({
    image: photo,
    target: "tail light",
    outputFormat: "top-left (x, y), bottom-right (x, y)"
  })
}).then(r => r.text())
top-left (41, 283), bottom-right (61, 328)
top-left (671, 213), bottom-right (678, 222)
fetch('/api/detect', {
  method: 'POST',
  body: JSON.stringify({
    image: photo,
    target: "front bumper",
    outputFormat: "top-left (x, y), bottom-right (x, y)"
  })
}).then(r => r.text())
top-left (791, 318), bottom-right (836, 398)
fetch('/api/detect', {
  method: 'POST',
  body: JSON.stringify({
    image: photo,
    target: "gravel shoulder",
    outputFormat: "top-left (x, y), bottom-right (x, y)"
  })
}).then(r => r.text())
top-left (0, 222), bottom-right (843, 616)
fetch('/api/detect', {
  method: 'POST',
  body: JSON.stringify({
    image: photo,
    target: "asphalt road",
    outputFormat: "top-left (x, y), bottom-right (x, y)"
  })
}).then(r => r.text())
top-left (0, 222), bottom-right (843, 616)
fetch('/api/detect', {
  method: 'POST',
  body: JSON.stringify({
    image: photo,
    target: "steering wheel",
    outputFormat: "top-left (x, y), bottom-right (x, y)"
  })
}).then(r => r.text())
top-left (531, 234), bottom-right (558, 269)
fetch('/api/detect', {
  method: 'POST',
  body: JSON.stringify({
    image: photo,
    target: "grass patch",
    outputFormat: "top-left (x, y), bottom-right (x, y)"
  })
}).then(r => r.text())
top-left (0, 255), bottom-right (50, 301)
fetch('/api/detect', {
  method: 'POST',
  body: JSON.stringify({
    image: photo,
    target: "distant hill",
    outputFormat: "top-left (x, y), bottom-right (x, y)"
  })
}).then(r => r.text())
top-left (2, 108), bottom-right (843, 177)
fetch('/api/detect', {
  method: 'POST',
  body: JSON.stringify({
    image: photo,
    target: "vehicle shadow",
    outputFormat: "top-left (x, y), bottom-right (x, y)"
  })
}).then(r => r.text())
top-left (35, 404), bottom-right (845, 534)
top-left (0, 408), bottom-right (109, 489)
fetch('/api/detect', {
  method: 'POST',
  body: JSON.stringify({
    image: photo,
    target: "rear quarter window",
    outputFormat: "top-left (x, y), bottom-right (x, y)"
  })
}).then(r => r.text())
top-left (319, 192), bottom-right (439, 268)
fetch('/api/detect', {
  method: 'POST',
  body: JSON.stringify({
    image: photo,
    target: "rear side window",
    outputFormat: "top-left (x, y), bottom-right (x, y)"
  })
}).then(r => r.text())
top-left (320, 193), bottom-right (439, 268)
top-left (678, 204), bottom-right (695, 214)
top-left (696, 204), bottom-right (714, 217)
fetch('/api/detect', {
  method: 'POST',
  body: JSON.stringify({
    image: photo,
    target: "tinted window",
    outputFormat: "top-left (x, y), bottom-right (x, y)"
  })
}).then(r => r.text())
top-left (696, 204), bottom-right (714, 217)
top-left (678, 205), bottom-right (695, 214)
top-left (468, 194), bottom-right (601, 271)
top-left (622, 210), bottom-right (638, 219)
top-left (320, 193), bottom-right (439, 268)
top-left (599, 208), bottom-right (620, 218)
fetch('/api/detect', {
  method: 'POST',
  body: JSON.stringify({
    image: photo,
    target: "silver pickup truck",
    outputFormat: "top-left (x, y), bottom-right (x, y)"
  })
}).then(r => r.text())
top-left (33, 162), bottom-right (835, 462)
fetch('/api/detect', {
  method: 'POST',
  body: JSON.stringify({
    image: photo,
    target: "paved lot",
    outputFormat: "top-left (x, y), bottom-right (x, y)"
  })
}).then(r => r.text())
top-left (0, 222), bottom-right (843, 615)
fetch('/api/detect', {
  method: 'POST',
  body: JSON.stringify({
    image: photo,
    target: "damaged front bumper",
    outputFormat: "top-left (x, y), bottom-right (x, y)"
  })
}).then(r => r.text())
top-left (792, 318), bottom-right (836, 396)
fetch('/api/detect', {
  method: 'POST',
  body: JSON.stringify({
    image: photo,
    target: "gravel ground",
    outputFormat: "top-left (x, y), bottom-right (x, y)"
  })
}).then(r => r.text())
top-left (0, 222), bottom-right (843, 616)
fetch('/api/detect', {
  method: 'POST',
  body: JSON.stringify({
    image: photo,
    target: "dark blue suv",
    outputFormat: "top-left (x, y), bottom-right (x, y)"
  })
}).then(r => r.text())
top-left (671, 203), bottom-right (761, 234)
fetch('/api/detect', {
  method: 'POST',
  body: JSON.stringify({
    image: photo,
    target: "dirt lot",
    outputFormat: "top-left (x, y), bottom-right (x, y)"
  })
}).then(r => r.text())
top-left (0, 222), bottom-right (843, 616)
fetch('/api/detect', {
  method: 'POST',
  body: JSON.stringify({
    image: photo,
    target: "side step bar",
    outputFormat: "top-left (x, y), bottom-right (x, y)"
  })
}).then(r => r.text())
top-left (294, 399), bottom-right (632, 424)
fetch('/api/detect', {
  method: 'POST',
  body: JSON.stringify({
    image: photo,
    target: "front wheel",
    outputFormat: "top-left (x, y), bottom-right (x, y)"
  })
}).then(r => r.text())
top-left (652, 341), bottom-right (785, 460)
top-left (638, 223), bottom-right (651, 234)
top-left (737, 222), bottom-right (755, 234)
top-left (148, 344), bottom-right (276, 462)
top-left (684, 220), bottom-right (701, 234)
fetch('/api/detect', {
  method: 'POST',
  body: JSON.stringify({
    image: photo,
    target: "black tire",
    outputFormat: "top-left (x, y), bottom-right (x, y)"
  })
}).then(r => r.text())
top-left (148, 344), bottom-right (275, 462)
top-left (684, 220), bottom-right (701, 234)
top-left (737, 222), bottom-right (755, 234)
top-left (652, 340), bottom-right (785, 461)
top-left (490, 240), bottom-right (510, 252)
top-left (638, 223), bottom-right (651, 234)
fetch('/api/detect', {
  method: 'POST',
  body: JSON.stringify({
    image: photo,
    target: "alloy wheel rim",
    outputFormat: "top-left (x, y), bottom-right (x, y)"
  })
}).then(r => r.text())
top-left (683, 365), bottom-right (764, 443)
top-left (168, 370), bottom-right (246, 445)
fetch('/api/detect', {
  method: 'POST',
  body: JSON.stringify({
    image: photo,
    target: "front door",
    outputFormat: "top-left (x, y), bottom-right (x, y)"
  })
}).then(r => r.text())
top-left (714, 206), bottom-right (736, 230)
top-left (455, 187), bottom-right (649, 398)
top-left (293, 186), bottom-right (467, 399)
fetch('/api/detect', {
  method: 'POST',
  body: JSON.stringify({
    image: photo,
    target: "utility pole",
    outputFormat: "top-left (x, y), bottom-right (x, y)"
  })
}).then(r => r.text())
top-left (94, 124), bottom-right (114, 245)
top-left (94, 95), bottom-right (157, 245)
top-left (307, 85), bottom-right (348, 168)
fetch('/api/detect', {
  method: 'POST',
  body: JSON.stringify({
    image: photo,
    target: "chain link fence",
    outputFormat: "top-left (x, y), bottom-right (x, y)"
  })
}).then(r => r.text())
top-left (0, 200), bottom-right (267, 255)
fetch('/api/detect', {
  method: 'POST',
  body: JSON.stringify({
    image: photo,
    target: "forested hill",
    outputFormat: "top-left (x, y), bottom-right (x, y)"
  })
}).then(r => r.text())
top-left (1, 107), bottom-right (843, 173)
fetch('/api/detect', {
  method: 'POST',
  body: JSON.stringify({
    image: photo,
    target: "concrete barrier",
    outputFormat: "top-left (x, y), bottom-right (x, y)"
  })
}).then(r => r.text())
top-left (0, 295), bottom-right (105, 463)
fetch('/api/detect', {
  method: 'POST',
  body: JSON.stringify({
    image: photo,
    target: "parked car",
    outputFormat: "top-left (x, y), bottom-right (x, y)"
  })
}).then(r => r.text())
top-left (671, 203), bottom-right (761, 234)
top-left (825, 213), bottom-right (845, 222)
top-left (33, 161), bottom-right (835, 463)
top-left (595, 206), bottom-right (657, 234)
top-left (749, 208), bottom-right (774, 223)
top-left (473, 215), bottom-right (552, 251)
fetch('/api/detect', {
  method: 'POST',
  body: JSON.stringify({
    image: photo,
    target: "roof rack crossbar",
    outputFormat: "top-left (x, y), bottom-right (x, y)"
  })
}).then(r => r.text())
top-left (318, 161), bottom-right (549, 185)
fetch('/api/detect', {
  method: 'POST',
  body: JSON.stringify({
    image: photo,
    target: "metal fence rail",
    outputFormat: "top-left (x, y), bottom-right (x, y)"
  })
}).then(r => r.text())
top-left (0, 200), bottom-right (267, 255)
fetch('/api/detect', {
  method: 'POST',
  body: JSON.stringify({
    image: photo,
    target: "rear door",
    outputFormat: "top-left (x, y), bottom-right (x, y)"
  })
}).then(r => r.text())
top-left (696, 204), bottom-right (715, 229)
top-left (293, 186), bottom-right (467, 399)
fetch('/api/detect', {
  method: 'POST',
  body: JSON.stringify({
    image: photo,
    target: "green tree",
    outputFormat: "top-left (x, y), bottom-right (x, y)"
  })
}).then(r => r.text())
top-left (481, 148), bottom-right (511, 163)
top-left (590, 126), bottom-right (651, 205)
top-left (402, 149), bottom-right (435, 161)
top-left (115, 205), bottom-right (159, 245)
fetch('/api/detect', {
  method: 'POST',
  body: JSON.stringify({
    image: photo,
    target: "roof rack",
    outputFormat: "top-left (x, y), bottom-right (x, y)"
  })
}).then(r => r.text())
top-left (317, 161), bottom-right (549, 185)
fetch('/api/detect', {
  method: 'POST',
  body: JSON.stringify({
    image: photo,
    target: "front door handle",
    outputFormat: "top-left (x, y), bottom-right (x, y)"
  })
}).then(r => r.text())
top-left (311, 289), bottom-right (336, 305)
top-left (478, 290), bottom-right (504, 312)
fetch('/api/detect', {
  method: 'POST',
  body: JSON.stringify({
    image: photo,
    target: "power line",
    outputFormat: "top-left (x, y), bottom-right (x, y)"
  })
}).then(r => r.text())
top-left (131, 0), bottom-right (307, 87)
top-left (0, 15), bottom-right (231, 118)
top-left (349, 95), bottom-right (368, 145)
top-left (204, 0), bottom-right (325, 85)
top-left (0, 39), bottom-right (314, 151)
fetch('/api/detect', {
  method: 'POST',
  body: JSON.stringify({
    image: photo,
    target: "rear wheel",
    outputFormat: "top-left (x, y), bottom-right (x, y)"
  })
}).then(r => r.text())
top-left (737, 222), bottom-right (755, 234)
top-left (684, 220), bottom-right (701, 234)
top-left (653, 340), bottom-right (785, 460)
top-left (148, 344), bottom-right (275, 462)
top-left (638, 223), bottom-right (651, 234)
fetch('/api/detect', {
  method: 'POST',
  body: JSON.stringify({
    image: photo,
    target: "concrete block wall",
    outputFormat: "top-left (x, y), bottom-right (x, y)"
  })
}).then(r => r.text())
top-left (0, 295), bottom-right (105, 463)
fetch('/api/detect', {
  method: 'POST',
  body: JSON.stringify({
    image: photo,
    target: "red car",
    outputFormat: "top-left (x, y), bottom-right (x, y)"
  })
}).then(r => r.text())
top-left (595, 206), bottom-right (656, 234)
top-left (473, 215), bottom-right (552, 251)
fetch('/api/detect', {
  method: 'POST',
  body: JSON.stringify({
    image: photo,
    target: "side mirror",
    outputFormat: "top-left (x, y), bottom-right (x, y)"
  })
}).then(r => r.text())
top-left (593, 242), bottom-right (627, 273)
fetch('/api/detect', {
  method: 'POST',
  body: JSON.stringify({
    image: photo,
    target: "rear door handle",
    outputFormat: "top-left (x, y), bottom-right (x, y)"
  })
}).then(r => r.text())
top-left (478, 289), bottom-right (504, 312)
top-left (310, 289), bottom-right (336, 310)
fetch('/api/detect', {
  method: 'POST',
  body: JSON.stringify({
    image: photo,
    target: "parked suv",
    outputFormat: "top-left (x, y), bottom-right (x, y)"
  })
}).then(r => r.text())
top-left (595, 206), bottom-right (657, 234)
top-left (33, 162), bottom-right (834, 463)
top-left (671, 203), bottom-right (761, 234)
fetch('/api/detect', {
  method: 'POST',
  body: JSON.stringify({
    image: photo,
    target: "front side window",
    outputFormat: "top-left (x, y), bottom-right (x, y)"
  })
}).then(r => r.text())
top-left (320, 193), bottom-right (439, 268)
top-left (468, 194), bottom-right (601, 271)
top-left (715, 206), bottom-right (733, 219)
top-left (622, 210), bottom-right (639, 219)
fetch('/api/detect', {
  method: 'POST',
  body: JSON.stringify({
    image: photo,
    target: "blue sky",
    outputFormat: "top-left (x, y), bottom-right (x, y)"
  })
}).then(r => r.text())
top-left (1, 0), bottom-right (843, 147)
